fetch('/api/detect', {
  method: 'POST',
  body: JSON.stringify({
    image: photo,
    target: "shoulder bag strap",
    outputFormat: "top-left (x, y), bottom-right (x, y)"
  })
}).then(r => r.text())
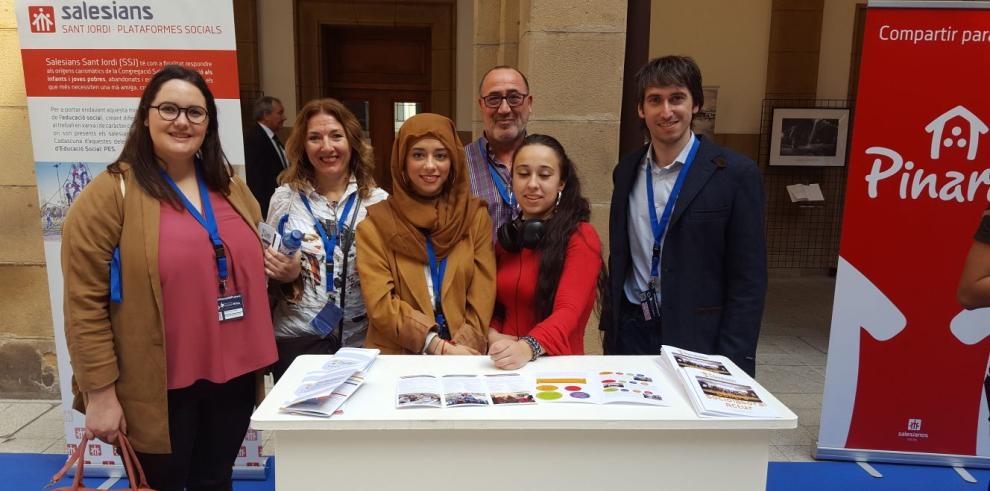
top-left (116, 433), bottom-right (149, 490)
top-left (47, 435), bottom-right (88, 490)
top-left (335, 198), bottom-right (362, 338)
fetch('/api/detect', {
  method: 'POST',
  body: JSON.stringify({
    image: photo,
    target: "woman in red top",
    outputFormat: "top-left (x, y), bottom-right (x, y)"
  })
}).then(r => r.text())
top-left (489, 134), bottom-right (605, 369)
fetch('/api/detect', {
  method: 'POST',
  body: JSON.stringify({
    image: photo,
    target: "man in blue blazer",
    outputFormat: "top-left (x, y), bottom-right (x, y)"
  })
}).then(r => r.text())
top-left (601, 56), bottom-right (767, 375)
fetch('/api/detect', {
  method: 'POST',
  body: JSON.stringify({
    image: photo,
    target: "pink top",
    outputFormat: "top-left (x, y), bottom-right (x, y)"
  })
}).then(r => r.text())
top-left (159, 189), bottom-right (277, 389)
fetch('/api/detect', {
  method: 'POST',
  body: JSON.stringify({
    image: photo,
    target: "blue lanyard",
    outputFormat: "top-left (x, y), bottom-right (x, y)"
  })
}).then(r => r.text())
top-left (646, 137), bottom-right (701, 283)
top-left (160, 164), bottom-right (229, 293)
top-left (478, 140), bottom-right (514, 207)
top-left (299, 192), bottom-right (357, 292)
top-left (424, 236), bottom-right (449, 339)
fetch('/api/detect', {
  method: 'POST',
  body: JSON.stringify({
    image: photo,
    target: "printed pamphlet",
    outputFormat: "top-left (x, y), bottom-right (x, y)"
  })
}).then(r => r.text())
top-left (659, 346), bottom-right (779, 418)
top-left (280, 347), bottom-right (379, 417)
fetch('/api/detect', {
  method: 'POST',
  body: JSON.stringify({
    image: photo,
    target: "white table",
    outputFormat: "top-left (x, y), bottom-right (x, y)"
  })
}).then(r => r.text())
top-left (251, 355), bottom-right (797, 491)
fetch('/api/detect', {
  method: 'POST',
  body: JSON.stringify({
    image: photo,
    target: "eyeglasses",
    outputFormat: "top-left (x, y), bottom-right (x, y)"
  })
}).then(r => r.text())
top-left (481, 93), bottom-right (528, 108)
top-left (149, 102), bottom-right (209, 124)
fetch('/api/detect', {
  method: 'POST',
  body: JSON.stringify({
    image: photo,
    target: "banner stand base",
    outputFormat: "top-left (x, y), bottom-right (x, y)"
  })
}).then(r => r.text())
top-left (954, 466), bottom-right (978, 483)
top-left (64, 458), bottom-right (270, 480)
top-left (856, 461), bottom-right (883, 478)
top-left (815, 445), bottom-right (990, 469)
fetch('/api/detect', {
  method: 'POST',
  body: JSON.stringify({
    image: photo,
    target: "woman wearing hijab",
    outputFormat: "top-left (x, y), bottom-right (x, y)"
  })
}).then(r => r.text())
top-left (357, 113), bottom-right (494, 355)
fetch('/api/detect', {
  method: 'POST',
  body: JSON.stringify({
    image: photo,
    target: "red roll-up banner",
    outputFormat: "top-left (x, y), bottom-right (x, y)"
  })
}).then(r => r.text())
top-left (818, 1), bottom-right (990, 467)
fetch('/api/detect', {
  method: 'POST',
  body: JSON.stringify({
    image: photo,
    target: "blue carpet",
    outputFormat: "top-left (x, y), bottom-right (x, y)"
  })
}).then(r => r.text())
top-left (768, 462), bottom-right (990, 491)
top-left (0, 453), bottom-right (274, 490)
top-left (4, 453), bottom-right (989, 490)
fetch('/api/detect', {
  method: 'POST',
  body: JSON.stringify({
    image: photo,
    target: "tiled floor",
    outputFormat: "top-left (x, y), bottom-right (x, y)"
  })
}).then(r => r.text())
top-left (0, 273), bottom-right (836, 462)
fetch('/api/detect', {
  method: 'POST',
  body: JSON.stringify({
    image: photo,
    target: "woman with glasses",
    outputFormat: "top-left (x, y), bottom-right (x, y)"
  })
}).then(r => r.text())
top-left (489, 134), bottom-right (605, 369)
top-left (264, 99), bottom-right (387, 380)
top-left (357, 113), bottom-right (494, 355)
top-left (61, 65), bottom-right (276, 491)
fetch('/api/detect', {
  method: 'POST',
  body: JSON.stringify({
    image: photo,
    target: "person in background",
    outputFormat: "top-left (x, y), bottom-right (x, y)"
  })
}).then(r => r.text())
top-left (489, 134), bottom-right (604, 370)
top-left (265, 98), bottom-right (387, 380)
top-left (61, 65), bottom-right (276, 491)
top-left (465, 66), bottom-right (534, 238)
top-left (245, 95), bottom-right (287, 217)
top-left (357, 113), bottom-right (494, 355)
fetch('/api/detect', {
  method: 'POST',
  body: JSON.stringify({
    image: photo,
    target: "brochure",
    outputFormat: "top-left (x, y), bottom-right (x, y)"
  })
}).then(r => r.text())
top-left (533, 370), bottom-right (668, 406)
top-left (280, 347), bottom-right (379, 417)
top-left (659, 346), bottom-right (779, 418)
top-left (396, 373), bottom-right (536, 408)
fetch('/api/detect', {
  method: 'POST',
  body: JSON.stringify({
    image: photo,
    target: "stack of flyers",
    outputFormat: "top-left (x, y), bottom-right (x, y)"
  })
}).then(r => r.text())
top-left (396, 373), bottom-right (537, 408)
top-left (659, 346), bottom-right (779, 418)
top-left (280, 348), bottom-right (379, 417)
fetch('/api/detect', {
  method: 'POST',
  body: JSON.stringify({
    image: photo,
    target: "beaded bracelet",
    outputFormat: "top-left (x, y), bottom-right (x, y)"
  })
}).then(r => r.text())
top-left (520, 336), bottom-right (542, 362)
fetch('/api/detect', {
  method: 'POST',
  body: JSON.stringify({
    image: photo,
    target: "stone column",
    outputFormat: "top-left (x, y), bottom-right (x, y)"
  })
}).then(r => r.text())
top-left (0, 0), bottom-right (59, 398)
top-left (516, 0), bottom-right (627, 250)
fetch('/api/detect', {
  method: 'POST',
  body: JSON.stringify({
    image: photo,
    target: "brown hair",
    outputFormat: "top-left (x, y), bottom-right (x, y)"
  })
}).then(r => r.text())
top-left (109, 64), bottom-right (231, 207)
top-left (278, 98), bottom-right (375, 199)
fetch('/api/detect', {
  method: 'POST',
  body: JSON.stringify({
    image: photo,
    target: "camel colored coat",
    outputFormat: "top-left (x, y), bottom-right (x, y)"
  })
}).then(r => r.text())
top-left (356, 205), bottom-right (495, 354)
top-left (61, 163), bottom-right (266, 454)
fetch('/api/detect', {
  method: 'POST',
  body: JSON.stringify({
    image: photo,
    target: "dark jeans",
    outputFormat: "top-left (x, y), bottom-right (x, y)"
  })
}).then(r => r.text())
top-left (608, 297), bottom-right (664, 355)
top-left (135, 372), bottom-right (255, 491)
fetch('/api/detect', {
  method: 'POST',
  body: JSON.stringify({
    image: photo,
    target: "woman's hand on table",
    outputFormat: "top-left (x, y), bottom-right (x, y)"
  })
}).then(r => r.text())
top-left (489, 339), bottom-right (533, 370)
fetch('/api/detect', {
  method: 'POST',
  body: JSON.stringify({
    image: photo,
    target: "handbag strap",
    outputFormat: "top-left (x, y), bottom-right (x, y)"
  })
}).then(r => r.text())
top-left (47, 435), bottom-right (87, 490)
top-left (116, 433), bottom-right (149, 490)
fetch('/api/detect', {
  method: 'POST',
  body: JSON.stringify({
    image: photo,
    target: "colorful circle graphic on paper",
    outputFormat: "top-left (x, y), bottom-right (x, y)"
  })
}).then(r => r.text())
top-left (600, 379), bottom-right (616, 384)
top-left (621, 389), bottom-right (629, 392)
top-left (603, 388), bottom-right (618, 392)
top-left (564, 385), bottom-right (582, 392)
top-left (569, 392), bottom-right (591, 399)
top-left (536, 385), bottom-right (559, 391)
top-left (536, 391), bottom-right (563, 400)
top-left (600, 371), bottom-right (613, 375)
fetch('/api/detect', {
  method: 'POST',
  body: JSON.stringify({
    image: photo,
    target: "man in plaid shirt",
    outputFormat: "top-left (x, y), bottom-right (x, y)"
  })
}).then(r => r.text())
top-left (465, 66), bottom-right (534, 238)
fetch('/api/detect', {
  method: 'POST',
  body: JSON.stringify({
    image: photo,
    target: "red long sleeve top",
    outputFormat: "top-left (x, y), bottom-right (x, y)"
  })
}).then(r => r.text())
top-left (492, 222), bottom-right (602, 355)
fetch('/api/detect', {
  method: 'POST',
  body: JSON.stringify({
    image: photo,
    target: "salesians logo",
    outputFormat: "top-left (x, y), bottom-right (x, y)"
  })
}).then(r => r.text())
top-left (898, 418), bottom-right (929, 440)
top-left (28, 6), bottom-right (56, 33)
top-left (865, 105), bottom-right (990, 202)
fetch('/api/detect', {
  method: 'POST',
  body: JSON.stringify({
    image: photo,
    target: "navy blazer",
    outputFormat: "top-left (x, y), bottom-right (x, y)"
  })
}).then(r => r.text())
top-left (244, 122), bottom-right (285, 219)
top-left (601, 135), bottom-right (767, 375)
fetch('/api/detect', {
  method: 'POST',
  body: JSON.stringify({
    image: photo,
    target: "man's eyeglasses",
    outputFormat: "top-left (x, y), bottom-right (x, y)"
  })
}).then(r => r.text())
top-left (150, 102), bottom-right (209, 124)
top-left (481, 93), bottom-right (528, 108)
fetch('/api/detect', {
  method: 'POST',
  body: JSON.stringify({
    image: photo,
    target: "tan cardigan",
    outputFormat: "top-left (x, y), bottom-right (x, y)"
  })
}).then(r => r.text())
top-left (356, 205), bottom-right (495, 354)
top-left (61, 163), bottom-right (266, 454)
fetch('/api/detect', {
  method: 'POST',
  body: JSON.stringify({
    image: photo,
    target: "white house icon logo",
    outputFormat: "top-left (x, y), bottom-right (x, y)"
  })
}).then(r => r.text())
top-left (925, 106), bottom-right (988, 161)
top-left (907, 418), bottom-right (922, 431)
top-left (27, 6), bottom-right (56, 33)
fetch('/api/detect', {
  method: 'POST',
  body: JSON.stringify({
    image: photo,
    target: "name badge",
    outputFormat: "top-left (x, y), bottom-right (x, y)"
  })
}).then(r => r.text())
top-left (311, 302), bottom-right (344, 336)
top-left (218, 294), bottom-right (245, 322)
top-left (638, 288), bottom-right (660, 322)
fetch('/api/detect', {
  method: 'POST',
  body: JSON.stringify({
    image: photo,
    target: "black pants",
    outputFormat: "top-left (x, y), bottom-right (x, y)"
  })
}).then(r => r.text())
top-left (608, 298), bottom-right (664, 355)
top-left (135, 372), bottom-right (255, 491)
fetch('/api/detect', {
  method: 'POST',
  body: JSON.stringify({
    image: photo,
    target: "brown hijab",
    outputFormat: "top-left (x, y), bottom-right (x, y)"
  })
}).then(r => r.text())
top-left (365, 113), bottom-right (485, 260)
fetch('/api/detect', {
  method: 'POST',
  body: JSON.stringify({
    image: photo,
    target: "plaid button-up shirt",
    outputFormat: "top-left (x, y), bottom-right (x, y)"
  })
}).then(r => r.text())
top-left (465, 134), bottom-right (514, 240)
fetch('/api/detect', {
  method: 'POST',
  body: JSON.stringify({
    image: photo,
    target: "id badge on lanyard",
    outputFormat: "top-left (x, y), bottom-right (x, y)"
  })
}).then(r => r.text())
top-left (160, 165), bottom-right (244, 323)
top-left (642, 137), bottom-right (701, 321)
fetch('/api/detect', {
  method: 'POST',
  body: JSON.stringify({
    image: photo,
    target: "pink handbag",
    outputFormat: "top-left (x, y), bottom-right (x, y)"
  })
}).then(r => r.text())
top-left (47, 433), bottom-right (155, 491)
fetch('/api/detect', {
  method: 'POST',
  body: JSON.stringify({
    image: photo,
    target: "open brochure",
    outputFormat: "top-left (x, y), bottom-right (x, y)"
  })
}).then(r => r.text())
top-left (659, 346), bottom-right (779, 418)
top-left (533, 370), bottom-right (668, 406)
top-left (397, 369), bottom-right (669, 408)
top-left (396, 373), bottom-right (537, 408)
top-left (280, 347), bottom-right (379, 417)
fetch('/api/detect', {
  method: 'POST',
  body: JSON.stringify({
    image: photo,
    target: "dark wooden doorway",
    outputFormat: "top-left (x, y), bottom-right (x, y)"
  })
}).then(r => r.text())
top-left (322, 25), bottom-right (432, 193)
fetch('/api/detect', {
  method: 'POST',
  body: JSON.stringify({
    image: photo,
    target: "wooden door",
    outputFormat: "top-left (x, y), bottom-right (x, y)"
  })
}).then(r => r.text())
top-left (322, 26), bottom-right (432, 193)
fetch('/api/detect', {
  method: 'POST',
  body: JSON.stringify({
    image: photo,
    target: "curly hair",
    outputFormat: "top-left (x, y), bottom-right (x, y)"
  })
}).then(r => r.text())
top-left (278, 98), bottom-right (376, 199)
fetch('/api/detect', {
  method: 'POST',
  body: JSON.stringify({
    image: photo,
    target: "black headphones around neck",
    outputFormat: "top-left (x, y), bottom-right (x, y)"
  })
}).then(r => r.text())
top-left (497, 217), bottom-right (545, 252)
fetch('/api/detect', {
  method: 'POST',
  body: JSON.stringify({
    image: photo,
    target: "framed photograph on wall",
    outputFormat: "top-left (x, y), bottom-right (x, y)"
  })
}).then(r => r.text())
top-left (769, 108), bottom-right (850, 166)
